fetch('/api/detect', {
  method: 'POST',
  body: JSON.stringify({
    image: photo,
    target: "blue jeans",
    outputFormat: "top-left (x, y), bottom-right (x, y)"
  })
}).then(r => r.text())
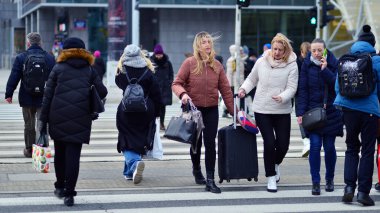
top-left (309, 133), bottom-right (337, 184)
top-left (123, 150), bottom-right (142, 178)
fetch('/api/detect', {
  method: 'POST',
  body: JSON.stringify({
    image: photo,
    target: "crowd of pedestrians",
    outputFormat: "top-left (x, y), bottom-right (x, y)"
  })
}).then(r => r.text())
top-left (4, 25), bottom-right (380, 207)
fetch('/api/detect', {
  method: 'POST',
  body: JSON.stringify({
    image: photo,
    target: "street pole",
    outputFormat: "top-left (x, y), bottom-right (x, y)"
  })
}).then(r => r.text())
top-left (316, 0), bottom-right (321, 38)
top-left (234, 4), bottom-right (241, 95)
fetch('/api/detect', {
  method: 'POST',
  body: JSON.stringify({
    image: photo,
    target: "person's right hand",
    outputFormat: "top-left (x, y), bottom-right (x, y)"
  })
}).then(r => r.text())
top-left (297, 116), bottom-right (303, 125)
top-left (238, 89), bottom-right (246, 98)
top-left (181, 93), bottom-right (191, 105)
top-left (5, 97), bottom-right (12, 104)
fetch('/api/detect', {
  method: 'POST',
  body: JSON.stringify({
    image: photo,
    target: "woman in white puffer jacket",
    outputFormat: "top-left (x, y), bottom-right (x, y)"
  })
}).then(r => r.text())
top-left (238, 33), bottom-right (298, 193)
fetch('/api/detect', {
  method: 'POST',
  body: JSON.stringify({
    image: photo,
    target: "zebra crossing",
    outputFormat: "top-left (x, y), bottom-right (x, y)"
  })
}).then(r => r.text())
top-left (0, 102), bottom-right (347, 164)
top-left (0, 186), bottom-right (379, 212)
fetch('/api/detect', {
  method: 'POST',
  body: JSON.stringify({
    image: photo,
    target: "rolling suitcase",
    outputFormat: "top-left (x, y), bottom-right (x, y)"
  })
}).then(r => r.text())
top-left (218, 96), bottom-right (259, 183)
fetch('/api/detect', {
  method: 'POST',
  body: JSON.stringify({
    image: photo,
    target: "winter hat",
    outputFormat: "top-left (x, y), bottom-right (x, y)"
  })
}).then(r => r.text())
top-left (154, 44), bottom-right (164, 54)
top-left (358, 25), bottom-right (376, 47)
top-left (264, 43), bottom-right (271, 49)
top-left (26, 32), bottom-right (41, 45)
top-left (63, 37), bottom-right (85, 49)
top-left (121, 44), bottom-right (147, 68)
top-left (94, 50), bottom-right (101, 58)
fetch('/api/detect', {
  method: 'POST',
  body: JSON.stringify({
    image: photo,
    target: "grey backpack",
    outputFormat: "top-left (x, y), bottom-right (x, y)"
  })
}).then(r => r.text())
top-left (121, 68), bottom-right (148, 112)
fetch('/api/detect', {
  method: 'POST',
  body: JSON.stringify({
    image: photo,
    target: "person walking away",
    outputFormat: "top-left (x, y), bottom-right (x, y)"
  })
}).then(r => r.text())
top-left (93, 50), bottom-right (106, 79)
top-left (172, 31), bottom-right (234, 193)
top-left (151, 44), bottom-right (174, 131)
top-left (296, 41), bottom-right (311, 157)
top-left (238, 33), bottom-right (298, 193)
top-left (296, 38), bottom-right (343, 196)
top-left (39, 37), bottom-right (108, 206)
top-left (115, 44), bottom-right (161, 185)
top-left (334, 25), bottom-right (380, 206)
top-left (5, 32), bottom-right (55, 158)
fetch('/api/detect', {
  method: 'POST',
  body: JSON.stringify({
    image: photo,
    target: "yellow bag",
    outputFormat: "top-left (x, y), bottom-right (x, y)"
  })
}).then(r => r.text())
top-left (231, 59), bottom-right (236, 72)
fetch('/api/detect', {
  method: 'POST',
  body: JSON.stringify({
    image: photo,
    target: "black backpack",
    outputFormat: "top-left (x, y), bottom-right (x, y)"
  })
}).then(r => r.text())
top-left (22, 50), bottom-right (47, 96)
top-left (337, 53), bottom-right (376, 98)
top-left (121, 68), bottom-right (148, 112)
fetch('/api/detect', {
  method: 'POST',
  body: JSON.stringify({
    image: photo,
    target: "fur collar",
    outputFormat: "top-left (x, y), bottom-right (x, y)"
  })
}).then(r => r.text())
top-left (57, 48), bottom-right (95, 65)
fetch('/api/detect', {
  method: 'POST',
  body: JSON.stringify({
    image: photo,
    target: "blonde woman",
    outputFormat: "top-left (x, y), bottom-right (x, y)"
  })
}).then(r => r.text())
top-left (115, 44), bottom-right (161, 184)
top-left (238, 33), bottom-right (298, 193)
top-left (172, 31), bottom-right (234, 193)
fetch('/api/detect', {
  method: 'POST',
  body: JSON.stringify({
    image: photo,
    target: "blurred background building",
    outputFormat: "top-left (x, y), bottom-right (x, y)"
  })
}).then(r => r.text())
top-left (0, 0), bottom-right (379, 74)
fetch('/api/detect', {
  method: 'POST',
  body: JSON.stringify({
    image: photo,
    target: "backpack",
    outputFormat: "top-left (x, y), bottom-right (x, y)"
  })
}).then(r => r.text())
top-left (121, 68), bottom-right (148, 112)
top-left (23, 50), bottom-right (47, 96)
top-left (337, 53), bottom-right (376, 98)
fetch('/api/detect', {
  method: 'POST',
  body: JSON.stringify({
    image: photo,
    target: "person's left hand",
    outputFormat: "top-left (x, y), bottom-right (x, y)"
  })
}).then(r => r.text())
top-left (272, 95), bottom-right (282, 103)
top-left (320, 57), bottom-right (328, 70)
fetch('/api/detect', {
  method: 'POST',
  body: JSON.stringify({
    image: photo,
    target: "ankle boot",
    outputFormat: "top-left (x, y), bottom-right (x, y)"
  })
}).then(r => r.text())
top-left (312, 183), bottom-right (320, 195)
top-left (325, 180), bottom-right (334, 192)
top-left (192, 168), bottom-right (206, 185)
top-left (205, 171), bottom-right (221, 194)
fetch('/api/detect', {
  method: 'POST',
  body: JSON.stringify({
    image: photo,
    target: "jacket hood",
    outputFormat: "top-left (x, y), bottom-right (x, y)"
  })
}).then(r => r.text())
top-left (264, 50), bottom-right (297, 68)
top-left (350, 41), bottom-right (376, 55)
top-left (57, 48), bottom-right (95, 67)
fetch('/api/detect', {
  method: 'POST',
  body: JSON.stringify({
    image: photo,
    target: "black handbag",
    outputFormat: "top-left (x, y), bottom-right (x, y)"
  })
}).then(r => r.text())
top-left (302, 85), bottom-right (328, 131)
top-left (90, 84), bottom-right (105, 114)
top-left (164, 115), bottom-right (197, 144)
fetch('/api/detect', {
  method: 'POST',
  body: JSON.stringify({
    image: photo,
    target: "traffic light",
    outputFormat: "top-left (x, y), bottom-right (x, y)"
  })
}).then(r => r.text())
top-left (309, 6), bottom-right (317, 26)
top-left (320, 0), bottom-right (335, 28)
top-left (237, 0), bottom-right (250, 7)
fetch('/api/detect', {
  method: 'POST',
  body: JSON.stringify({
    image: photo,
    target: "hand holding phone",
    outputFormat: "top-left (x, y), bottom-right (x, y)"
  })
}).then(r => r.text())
top-left (322, 48), bottom-right (327, 58)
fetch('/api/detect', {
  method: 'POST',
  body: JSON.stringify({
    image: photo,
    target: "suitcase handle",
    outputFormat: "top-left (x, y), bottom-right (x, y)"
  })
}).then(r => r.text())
top-left (233, 95), bottom-right (248, 130)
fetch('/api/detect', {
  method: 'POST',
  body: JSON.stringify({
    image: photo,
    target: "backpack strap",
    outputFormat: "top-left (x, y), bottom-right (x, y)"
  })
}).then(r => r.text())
top-left (323, 84), bottom-right (328, 109)
top-left (124, 67), bottom-right (148, 83)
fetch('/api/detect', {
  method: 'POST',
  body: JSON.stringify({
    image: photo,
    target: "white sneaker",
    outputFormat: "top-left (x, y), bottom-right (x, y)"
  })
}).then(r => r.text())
top-left (301, 138), bottom-right (310, 158)
top-left (275, 164), bottom-right (280, 183)
top-left (267, 176), bottom-right (277, 192)
top-left (133, 161), bottom-right (145, 184)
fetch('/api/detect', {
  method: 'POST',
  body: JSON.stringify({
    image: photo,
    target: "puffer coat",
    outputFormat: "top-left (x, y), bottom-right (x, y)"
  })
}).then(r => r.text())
top-left (39, 48), bottom-right (108, 144)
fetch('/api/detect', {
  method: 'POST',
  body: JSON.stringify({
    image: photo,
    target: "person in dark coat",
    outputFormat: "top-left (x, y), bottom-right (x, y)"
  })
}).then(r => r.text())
top-left (296, 38), bottom-right (343, 196)
top-left (115, 44), bottom-right (161, 185)
top-left (150, 44), bottom-right (174, 130)
top-left (5, 32), bottom-right (55, 158)
top-left (39, 37), bottom-right (108, 207)
top-left (92, 50), bottom-right (106, 79)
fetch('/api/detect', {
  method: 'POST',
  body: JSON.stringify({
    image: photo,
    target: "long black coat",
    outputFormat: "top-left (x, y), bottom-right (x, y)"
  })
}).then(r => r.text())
top-left (151, 54), bottom-right (173, 105)
top-left (116, 66), bottom-right (161, 154)
top-left (40, 49), bottom-right (108, 144)
top-left (296, 51), bottom-right (343, 137)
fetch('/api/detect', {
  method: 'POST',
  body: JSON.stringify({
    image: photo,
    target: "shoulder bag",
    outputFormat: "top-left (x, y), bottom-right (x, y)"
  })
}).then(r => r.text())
top-left (302, 85), bottom-right (328, 131)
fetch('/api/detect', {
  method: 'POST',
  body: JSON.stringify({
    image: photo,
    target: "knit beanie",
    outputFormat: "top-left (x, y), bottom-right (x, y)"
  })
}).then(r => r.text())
top-left (154, 44), bottom-right (164, 55)
top-left (94, 50), bottom-right (101, 58)
top-left (63, 37), bottom-right (85, 49)
top-left (121, 44), bottom-right (147, 68)
top-left (358, 25), bottom-right (376, 47)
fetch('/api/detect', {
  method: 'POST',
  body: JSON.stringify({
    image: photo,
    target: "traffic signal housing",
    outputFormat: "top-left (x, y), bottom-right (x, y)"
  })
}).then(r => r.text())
top-left (321, 0), bottom-right (335, 28)
top-left (309, 6), bottom-right (317, 27)
top-left (237, 0), bottom-right (250, 7)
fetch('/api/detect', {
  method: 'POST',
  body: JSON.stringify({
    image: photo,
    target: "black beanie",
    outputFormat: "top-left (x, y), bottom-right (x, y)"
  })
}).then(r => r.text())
top-left (63, 37), bottom-right (85, 49)
top-left (358, 25), bottom-right (376, 47)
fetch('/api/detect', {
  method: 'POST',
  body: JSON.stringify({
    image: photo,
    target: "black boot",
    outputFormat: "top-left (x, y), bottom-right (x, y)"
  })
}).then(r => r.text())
top-left (205, 171), bottom-right (221, 194)
top-left (342, 185), bottom-right (355, 203)
top-left (325, 180), bottom-right (334, 192)
top-left (192, 168), bottom-right (206, 185)
top-left (357, 192), bottom-right (375, 206)
top-left (312, 183), bottom-right (320, 195)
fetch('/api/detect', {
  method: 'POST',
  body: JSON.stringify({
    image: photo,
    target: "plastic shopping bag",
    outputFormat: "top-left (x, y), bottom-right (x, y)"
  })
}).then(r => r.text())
top-left (32, 132), bottom-right (52, 173)
top-left (146, 119), bottom-right (163, 160)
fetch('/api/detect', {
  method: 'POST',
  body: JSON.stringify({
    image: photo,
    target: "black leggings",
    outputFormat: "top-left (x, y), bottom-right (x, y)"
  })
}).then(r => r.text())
top-left (255, 113), bottom-right (291, 177)
top-left (160, 105), bottom-right (166, 125)
top-left (54, 141), bottom-right (83, 196)
top-left (190, 106), bottom-right (219, 173)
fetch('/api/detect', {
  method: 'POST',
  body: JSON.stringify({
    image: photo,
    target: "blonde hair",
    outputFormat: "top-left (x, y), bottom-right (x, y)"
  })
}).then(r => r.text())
top-left (300, 42), bottom-right (311, 58)
top-left (271, 33), bottom-right (293, 62)
top-left (192, 31), bottom-right (218, 75)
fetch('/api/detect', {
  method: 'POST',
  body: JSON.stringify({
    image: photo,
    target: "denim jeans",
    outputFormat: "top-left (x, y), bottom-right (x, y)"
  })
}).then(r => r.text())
top-left (343, 110), bottom-right (377, 194)
top-left (22, 107), bottom-right (43, 150)
top-left (123, 150), bottom-right (142, 178)
top-left (308, 133), bottom-right (337, 184)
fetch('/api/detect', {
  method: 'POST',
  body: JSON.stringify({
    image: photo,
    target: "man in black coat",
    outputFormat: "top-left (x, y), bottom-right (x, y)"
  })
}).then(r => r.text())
top-left (5, 32), bottom-right (55, 158)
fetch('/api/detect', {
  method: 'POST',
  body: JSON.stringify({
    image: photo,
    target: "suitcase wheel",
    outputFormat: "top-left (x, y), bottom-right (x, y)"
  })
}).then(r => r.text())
top-left (227, 179), bottom-right (231, 183)
top-left (247, 178), bottom-right (252, 181)
top-left (375, 183), bottom-right (380, 191)
top-left (254, 177), bottom-right (258, 182)
top-left (219, 179), bottom-right (223, 184)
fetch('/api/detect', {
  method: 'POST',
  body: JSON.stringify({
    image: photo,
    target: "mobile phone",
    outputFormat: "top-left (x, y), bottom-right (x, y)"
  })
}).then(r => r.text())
top-left (322, 48), bottom-right (327, 58)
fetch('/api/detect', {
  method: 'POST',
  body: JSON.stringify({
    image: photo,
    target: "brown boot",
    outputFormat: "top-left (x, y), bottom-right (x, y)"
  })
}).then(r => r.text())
top-left (23, 148), bottom-right (32, 158)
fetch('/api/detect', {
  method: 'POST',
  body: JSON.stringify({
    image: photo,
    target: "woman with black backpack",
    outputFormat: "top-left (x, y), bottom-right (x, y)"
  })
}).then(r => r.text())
top-left (115, 44), bottom-right (161, 185)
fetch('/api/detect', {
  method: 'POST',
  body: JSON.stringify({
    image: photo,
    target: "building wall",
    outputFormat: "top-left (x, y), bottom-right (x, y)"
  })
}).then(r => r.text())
top-left (141, 8), bottom-right (235, 73)
top-left (39, 8), bottom-right (56, 53)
